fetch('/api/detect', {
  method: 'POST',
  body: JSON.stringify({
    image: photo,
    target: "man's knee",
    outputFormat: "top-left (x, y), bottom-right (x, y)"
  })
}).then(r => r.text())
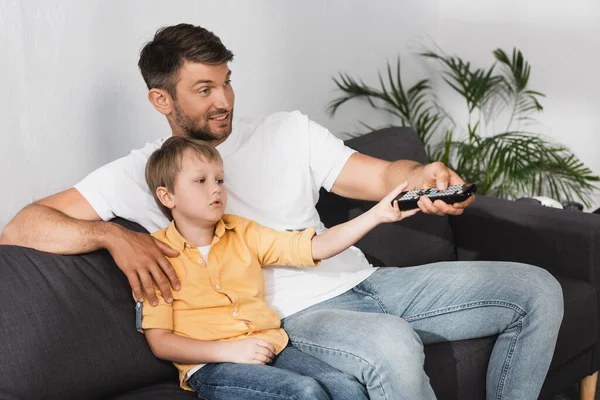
top-left (287, 376), bottom-right (329, 400)
top-left (523, 264), bottom-right (564, 325)
top-left (363, 315), bottom-right (425, 364)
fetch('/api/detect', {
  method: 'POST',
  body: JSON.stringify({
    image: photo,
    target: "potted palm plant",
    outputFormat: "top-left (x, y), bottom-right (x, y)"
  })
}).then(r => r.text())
top-left (328, 47), bottom-right (599, 206)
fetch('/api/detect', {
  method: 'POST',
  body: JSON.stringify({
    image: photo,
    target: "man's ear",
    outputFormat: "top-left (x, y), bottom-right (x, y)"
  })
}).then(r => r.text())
top-left (148, 89), bottom-right (174, 116)
top-left (156, 186), bottom-right (175, 210)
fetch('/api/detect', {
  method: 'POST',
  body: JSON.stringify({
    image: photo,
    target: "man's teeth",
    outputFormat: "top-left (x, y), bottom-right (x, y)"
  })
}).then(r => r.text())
top-left (212, 115), bottom-right (227, 121)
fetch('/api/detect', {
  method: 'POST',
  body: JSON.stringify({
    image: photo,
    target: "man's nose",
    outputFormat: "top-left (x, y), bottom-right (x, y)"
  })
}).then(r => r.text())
top-left (213, 87), bottom-right (233, 110)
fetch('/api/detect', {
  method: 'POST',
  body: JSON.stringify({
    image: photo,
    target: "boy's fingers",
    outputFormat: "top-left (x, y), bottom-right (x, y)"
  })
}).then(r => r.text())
top-left (256, 340), bottom-right (276, 354)
top-left (386, 181), bottom-right (409, 202)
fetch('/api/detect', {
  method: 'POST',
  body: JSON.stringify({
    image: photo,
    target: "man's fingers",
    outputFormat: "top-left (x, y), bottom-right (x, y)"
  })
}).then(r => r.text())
top-left (127, 273), bottom-right (144, 302)
top-left (433, 168), bottom-right (450, 191)
top-left (155, 238), bottom-right (180, 258)
top-left (156, 256), bottom-right (181, 291)
top-left (149, 265), bottom-right (173, 303)
top-left (138, 271), bottom-right (159, 306)
top-left (453, 194), bottom-right (476, 210)
top-left (447, 168), bottom-right (465, 185)
top-left (418, 197), bottom-right (444, 216)
top-left (433, 200), bottom-right (463, 216)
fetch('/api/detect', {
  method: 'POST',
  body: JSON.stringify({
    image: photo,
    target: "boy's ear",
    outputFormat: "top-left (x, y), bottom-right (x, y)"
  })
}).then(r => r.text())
top-left (156, 186), bottom-right (175, 210)
top-left (148, 89), bottom-right (174, 116)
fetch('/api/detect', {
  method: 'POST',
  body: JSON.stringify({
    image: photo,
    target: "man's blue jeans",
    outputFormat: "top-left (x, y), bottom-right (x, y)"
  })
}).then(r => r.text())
top-left (282, 261), bottom-right (564, 400)
top-left (188, 345), bottom-right (367, 399)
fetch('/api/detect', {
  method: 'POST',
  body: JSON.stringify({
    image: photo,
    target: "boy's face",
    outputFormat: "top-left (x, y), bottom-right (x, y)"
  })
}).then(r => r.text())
top-left (170, 150), bottom-right (227, 225)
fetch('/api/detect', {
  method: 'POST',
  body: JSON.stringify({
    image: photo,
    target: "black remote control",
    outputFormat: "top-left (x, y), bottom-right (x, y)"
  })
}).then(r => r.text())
top-left (392, 183), bottom-right (476, 211)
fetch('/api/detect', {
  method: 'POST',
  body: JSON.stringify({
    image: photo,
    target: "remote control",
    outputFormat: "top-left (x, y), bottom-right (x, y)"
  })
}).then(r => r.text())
top-left (392, 183), bottom-right (476, 211)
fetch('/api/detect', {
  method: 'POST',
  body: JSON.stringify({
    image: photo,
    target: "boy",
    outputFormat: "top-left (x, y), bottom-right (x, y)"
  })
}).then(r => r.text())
top-left (139, 136), bottom-right (418, 399)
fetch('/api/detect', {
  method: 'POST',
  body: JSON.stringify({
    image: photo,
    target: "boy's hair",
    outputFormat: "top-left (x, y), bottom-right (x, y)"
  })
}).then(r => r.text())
top-left (138, 23), bottom-right (234, 99)
top-left (145, 136), bottom-right (223, 220)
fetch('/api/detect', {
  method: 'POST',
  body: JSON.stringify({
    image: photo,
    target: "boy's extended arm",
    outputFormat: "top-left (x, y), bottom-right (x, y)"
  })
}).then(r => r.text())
top-left (311, 182), bottom-right (419, 261)
top-left (144, 329), bottom-right (275, 365)
top-left (311, 206), bottom-right (380, 261)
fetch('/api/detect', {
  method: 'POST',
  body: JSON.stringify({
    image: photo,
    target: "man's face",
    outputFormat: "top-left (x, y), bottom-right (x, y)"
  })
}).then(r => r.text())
top-left (171, 150), bottom-right (227, 225)
top-left (172, 62), bottom-right (235, 144)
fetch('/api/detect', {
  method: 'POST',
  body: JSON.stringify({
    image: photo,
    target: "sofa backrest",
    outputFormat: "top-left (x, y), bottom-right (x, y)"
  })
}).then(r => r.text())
top-left (0, 219), bottom-right (176, 400)
top-left (317, 127), bottom-right (457, 267)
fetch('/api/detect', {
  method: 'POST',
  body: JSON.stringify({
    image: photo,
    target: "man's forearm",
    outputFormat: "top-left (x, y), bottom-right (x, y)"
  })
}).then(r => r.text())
top-left (382, 160), bottom-right (424, 193)
top-left (0, 203), bottom-right (118, 254)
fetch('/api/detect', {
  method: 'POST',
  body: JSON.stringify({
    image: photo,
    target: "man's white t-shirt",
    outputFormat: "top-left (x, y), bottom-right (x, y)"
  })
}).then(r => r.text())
top-left (75, 111), bottom-right (377, 318)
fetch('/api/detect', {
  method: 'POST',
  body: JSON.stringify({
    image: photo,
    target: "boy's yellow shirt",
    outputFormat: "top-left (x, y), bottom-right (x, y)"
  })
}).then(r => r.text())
top-left (138, 214), bottom-right (318, 390)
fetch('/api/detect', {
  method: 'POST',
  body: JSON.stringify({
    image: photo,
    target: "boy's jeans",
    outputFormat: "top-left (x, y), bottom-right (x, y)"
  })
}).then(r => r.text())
top-left (282, 261), bottom-right (564, 400)
top-left (188, 345), bottom-right (367, 399)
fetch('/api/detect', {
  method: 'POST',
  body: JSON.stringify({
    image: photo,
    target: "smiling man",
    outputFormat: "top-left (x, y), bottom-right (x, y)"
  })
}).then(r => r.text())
top-left (0, 24), bottom-right (563, 399)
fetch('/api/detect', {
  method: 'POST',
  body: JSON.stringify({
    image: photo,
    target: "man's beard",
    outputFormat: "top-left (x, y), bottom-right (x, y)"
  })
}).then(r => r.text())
top-left (174, 102), bottom-right (233, 142)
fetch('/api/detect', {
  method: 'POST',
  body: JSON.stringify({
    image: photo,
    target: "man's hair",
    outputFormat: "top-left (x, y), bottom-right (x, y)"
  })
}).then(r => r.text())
top-left (138, 23), bottom-right (234, 98)
top-left (145, 136), bottom-right (223, 220)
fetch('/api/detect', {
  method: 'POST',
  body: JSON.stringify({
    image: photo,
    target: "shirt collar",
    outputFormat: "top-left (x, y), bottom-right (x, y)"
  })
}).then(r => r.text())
top-left (165, 218), bottom-right (236, 251)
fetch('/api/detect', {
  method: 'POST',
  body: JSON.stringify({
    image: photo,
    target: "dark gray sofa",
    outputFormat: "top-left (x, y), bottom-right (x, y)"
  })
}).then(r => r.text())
top-left (0, 127), bottom-right (598, 399)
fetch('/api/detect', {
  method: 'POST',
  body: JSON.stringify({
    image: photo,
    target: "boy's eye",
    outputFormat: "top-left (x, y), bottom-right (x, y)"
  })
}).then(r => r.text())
top-left (196, 179), bottom-right (206, 183)
top-left (217, 179), bottom-right (225, 184)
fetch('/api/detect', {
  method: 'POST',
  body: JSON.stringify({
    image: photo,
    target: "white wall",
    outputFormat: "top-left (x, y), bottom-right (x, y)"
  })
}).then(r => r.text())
top-left (2, 0), bottom-right (600, 229)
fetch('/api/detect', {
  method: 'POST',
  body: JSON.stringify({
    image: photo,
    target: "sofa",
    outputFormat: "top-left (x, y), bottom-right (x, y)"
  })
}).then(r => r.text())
top-left (0, 127), bottom-right (598, 399)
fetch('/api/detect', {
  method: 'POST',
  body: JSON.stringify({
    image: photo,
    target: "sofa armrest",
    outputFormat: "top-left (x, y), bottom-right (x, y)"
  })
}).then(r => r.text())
top-left (450, 195), bottom-right (600, 284)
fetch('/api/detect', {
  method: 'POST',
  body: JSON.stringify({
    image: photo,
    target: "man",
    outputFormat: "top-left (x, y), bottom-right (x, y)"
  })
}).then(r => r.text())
top-left (1, 24), bottom-right (563, 399)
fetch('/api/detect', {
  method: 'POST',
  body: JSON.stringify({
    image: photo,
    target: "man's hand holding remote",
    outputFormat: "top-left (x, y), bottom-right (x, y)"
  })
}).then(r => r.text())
top-left (413, 162), bottom-right (476, 216)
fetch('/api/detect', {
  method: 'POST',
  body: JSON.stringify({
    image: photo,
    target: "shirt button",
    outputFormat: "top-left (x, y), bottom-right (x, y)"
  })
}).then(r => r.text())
top-left (232, 312), bottom-right (238, 317)
top-left (185, 243), bottom-right (191, 248)
top-left (197, 258), bottom-right (203, 264)
top-left (215, 284), bottom-right (221, 290)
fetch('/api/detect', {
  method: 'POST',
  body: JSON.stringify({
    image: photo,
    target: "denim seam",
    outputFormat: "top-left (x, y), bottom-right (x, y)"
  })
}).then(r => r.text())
top-left (194, 383), bottom-right (296, 399)
top-left (352, 282), bottom-right (389, 314)
top-left (401, 300), bottom-right (526, 400)
top-left (290, 340), bottom-right (388, 399)
top-left (496, 318), bottom-right (523, 400)
top-left (402, 300), bottom-right (527, 322)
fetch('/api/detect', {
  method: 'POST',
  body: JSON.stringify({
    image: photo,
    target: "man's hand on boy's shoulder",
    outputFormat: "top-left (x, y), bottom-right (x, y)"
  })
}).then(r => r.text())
top-left (105, 224), bottom-right (181, 306)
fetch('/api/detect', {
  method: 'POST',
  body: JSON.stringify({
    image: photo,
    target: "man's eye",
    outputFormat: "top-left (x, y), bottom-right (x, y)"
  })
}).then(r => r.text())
top-left (196, 179), bottom-right (206, 183)
top-left (199, 88), bottom-right (210, 94)
top-left (224, 80), bottom-right (232, 86)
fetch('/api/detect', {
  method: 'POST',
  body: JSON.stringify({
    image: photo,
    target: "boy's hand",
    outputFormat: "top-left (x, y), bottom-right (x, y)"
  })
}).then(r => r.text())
top-left (220, 338), bottom-right (276, 364)
top-left (372, 181), bottom-right (420, 224)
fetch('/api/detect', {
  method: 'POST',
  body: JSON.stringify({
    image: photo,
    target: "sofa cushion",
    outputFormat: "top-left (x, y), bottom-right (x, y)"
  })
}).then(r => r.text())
top-left (317, 127), bottom-right (457, 266)
top-left (0, 234), bottom-right (177, 399)
top-left (550, 277), bottom-right (597, 368)
top-left (109, 382), bottom-right (196, 400)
